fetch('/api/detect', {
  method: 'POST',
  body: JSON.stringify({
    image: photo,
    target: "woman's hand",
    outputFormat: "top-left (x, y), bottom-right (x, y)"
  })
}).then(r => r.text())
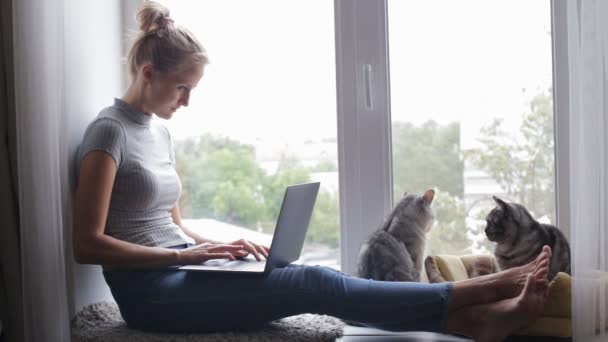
top-left (176, 243), bottom-right (248, 265)
top-left (227, 239), bottom-right (270, 261)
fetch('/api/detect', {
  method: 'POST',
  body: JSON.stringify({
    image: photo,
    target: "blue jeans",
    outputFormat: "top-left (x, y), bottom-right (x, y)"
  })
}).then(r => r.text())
top-left (103, 245), bottom-right (453, 334)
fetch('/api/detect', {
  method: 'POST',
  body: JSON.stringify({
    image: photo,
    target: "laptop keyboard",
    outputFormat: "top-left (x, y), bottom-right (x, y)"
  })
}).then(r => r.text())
top-left (224, 260), bottom-right (266, 271)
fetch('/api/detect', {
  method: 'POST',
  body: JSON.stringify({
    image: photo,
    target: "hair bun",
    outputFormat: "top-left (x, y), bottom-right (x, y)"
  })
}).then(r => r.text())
top-left (156, 16), bottom-right (174, 28)
top-left (137, 1), bottom-right (172, 33)
top-left (127, 0), bottom-right (208, 77)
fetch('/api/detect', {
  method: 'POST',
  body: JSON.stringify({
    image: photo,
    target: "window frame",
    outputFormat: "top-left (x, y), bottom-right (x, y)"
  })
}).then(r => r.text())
top-left (335, 0), bottom-right (569, 272)
top-left (334, 0), bottom-right (393, 274)
top-left (550, 0), bottom-right (570, 242)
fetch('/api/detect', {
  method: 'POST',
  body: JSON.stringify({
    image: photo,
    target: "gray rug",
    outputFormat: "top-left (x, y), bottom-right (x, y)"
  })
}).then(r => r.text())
top-left (71, 301), bottom-right (345, 342)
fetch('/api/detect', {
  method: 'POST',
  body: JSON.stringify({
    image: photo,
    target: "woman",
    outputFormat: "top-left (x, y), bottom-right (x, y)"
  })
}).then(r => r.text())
top-left (73, 2), bottom-right (551, 341)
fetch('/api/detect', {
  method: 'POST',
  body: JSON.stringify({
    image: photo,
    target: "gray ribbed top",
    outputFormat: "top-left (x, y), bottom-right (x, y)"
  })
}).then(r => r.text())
top-left (77, 98), bottom-right (193, 252)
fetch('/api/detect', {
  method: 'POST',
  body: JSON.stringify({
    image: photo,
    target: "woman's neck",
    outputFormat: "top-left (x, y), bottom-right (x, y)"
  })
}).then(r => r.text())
top-left (122, 83), bottom-right (151, 115)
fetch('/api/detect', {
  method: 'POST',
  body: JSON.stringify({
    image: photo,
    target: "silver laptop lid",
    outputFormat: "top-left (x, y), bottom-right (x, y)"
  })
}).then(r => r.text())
top-left (264, 182), bottom-right (320, 271)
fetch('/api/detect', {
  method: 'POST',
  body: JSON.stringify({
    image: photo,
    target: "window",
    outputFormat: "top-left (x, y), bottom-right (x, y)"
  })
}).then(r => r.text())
top-left (388, 0), bottom-right (555, 255)
top-left (156, 0), bottom-right (340, 268)
top-left (130, 0), bottom-right (558, 273)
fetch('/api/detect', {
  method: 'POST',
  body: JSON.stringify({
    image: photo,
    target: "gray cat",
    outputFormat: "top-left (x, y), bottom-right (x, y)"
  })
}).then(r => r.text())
top-left (357, 189), bottom-right (435, 282)
top-left (485, 196), bottom-right (571, 280)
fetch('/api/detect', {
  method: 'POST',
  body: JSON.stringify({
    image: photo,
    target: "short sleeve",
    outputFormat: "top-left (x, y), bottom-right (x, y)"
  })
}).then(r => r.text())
top-left (169, 134), bottom-right (176, 167)
top-left (78, 118), bottom-right (125, 168)
top-left (163, 125), bottom-right (176, 167)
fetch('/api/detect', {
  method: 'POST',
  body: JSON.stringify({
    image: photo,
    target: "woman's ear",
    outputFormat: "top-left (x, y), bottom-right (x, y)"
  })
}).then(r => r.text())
top-left (141, 63), bottom-right (154, 82)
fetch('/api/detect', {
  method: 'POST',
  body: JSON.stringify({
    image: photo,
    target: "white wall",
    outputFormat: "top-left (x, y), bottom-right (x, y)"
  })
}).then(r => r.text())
top-left (63, 0), bottom-right (125, 318)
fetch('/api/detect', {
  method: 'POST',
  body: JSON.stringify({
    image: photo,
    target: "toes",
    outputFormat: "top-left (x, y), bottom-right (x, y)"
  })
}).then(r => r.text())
top-left (534, 246), bottom-right (552, 264)
top-left (536, 251), bottom-right (546, 262)
top-left (543, 245), bottom-right (552, 258)
top-left (532, 250), bottom-right (549, 268)
top-left (535, 270), bottom-right (549, 282)
top-left (535, 259), bottom-right (549, 272)
top-left (536, 278), bottom-right (549, 288)
top-left (523, 273), bottom-right (536, 296)
top-left (534, 259), bottom-right (546, 271)
top-left (533, 259), bottom-right (549, 275)
top-left (534, 268), bottom-right (549, 281)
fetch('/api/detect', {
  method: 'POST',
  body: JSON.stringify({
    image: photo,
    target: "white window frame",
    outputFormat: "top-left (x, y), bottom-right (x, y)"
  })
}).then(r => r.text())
top-left (550, 0), bottom-right (570, 242)
top-left (335, 0), bottom-right (393, 274)
top-left (334, 0), bottom-right (570, 276)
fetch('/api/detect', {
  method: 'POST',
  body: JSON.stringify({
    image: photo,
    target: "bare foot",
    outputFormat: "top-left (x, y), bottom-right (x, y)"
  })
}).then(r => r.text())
top-left (472, 273), bottom-right (548, 342)
top-left (447, 246), bottom-right (551, 312)
top-left (489, 245), bottom-right (551, 299)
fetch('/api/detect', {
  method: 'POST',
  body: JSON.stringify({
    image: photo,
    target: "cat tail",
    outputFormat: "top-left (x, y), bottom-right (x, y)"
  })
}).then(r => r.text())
top-left (424, 256), bottom-right (447, 283)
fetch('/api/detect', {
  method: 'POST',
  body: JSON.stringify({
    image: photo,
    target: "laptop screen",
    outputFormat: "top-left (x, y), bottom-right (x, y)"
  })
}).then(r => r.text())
top-left (265, 182), bottom-right (320, 270)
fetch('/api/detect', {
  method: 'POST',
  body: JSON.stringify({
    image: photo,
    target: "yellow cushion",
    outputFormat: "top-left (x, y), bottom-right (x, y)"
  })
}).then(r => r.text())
top-left (434, 254), bottom-right (468, 281)
top-left (544, 272), bottom-right (572, 318)
top-left (460, 254), bottom-right (498, 277)
top-left (516, 272), bottom-right (572, 337)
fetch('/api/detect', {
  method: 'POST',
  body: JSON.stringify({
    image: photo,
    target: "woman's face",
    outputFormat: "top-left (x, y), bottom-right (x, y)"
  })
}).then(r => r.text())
top-left (144, 61), bottom-right (205, 120)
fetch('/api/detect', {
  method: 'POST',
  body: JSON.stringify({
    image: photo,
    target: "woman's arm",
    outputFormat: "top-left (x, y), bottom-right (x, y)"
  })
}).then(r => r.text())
top-left (73, 151), bottom-right (242, 268)
top-left (73, 151), bottom-right (183, 267)
top-left (171, 205), bottom-right (271, 260)
top-left (170, 205), bottom-right (222, 245)
top-left (172, 205), bottom-right (271, 261)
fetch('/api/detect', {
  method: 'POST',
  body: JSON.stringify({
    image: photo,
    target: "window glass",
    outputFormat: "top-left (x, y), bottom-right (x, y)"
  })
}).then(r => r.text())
top-left (388, 1), bottom-right (555, 255)
top-left (156, 0), bottom-right (340, 268)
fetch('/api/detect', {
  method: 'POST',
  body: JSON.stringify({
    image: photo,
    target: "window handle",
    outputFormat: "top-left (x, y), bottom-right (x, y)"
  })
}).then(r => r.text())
top-left (364, 63), bottom-right (373, 110)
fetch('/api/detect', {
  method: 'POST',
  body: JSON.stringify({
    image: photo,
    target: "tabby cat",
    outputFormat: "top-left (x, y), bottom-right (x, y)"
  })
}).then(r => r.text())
top-left (357, 189), bottom-right (435, 282)
top-left (485, 196), bottom-right (571, 280)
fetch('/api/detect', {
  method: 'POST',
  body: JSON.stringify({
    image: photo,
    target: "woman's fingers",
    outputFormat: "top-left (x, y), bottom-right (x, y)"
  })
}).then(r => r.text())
top-left (181, 244), bottom-right (251, 263)
top-left (255, 244), bottom-right (269, 258)
top-left (223, 239), bottom-right (271, 260)
top-left (198, 240), bottom-right (272, 263)
top-left (242, 240), bottom-right (261, 261)
top-left (248, 241), bottom-right (271, 260)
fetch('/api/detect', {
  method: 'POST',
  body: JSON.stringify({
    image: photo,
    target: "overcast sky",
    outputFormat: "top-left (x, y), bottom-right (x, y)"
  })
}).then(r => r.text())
top-left (157, 0), bottom-right (552, 149)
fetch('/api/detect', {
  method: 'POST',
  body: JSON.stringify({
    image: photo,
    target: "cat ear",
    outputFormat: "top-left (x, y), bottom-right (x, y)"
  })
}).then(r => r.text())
top-left (423, 189), bottom-right (435, 205)
top-left (493, 196), bottom-right (509, 211)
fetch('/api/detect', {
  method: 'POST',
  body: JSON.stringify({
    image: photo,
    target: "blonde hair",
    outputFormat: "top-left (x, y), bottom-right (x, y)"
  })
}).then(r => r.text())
top-left (127, 1), bottom-right (208, 78)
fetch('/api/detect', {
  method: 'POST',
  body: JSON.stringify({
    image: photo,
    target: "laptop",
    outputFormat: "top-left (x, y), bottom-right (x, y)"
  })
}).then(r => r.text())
top-left (178, 182), bottom-right (320, 274)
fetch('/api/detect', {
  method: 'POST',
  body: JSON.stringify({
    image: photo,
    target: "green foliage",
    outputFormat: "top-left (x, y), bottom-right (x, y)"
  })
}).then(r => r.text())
top-left (426, 189), bottom-right (470, 255)
top-left (175, 137), bottom-right (334, 249)
top-left (259, 153), bottom-right (311, 233)
top-left (467, 90), bottom-right (555, 222)
top-left (174, 89), bottom-right (554, 257)
top-left (392, 121), bottom-right (464, 198)
top-left (308, 191), bottom-right (340, 248)
top-left (392, 120), bottom-right (470, 255)
top-left (468, 207), bottom-right (497, 254)
top-left (175, 134), bottom-right (267, 227)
